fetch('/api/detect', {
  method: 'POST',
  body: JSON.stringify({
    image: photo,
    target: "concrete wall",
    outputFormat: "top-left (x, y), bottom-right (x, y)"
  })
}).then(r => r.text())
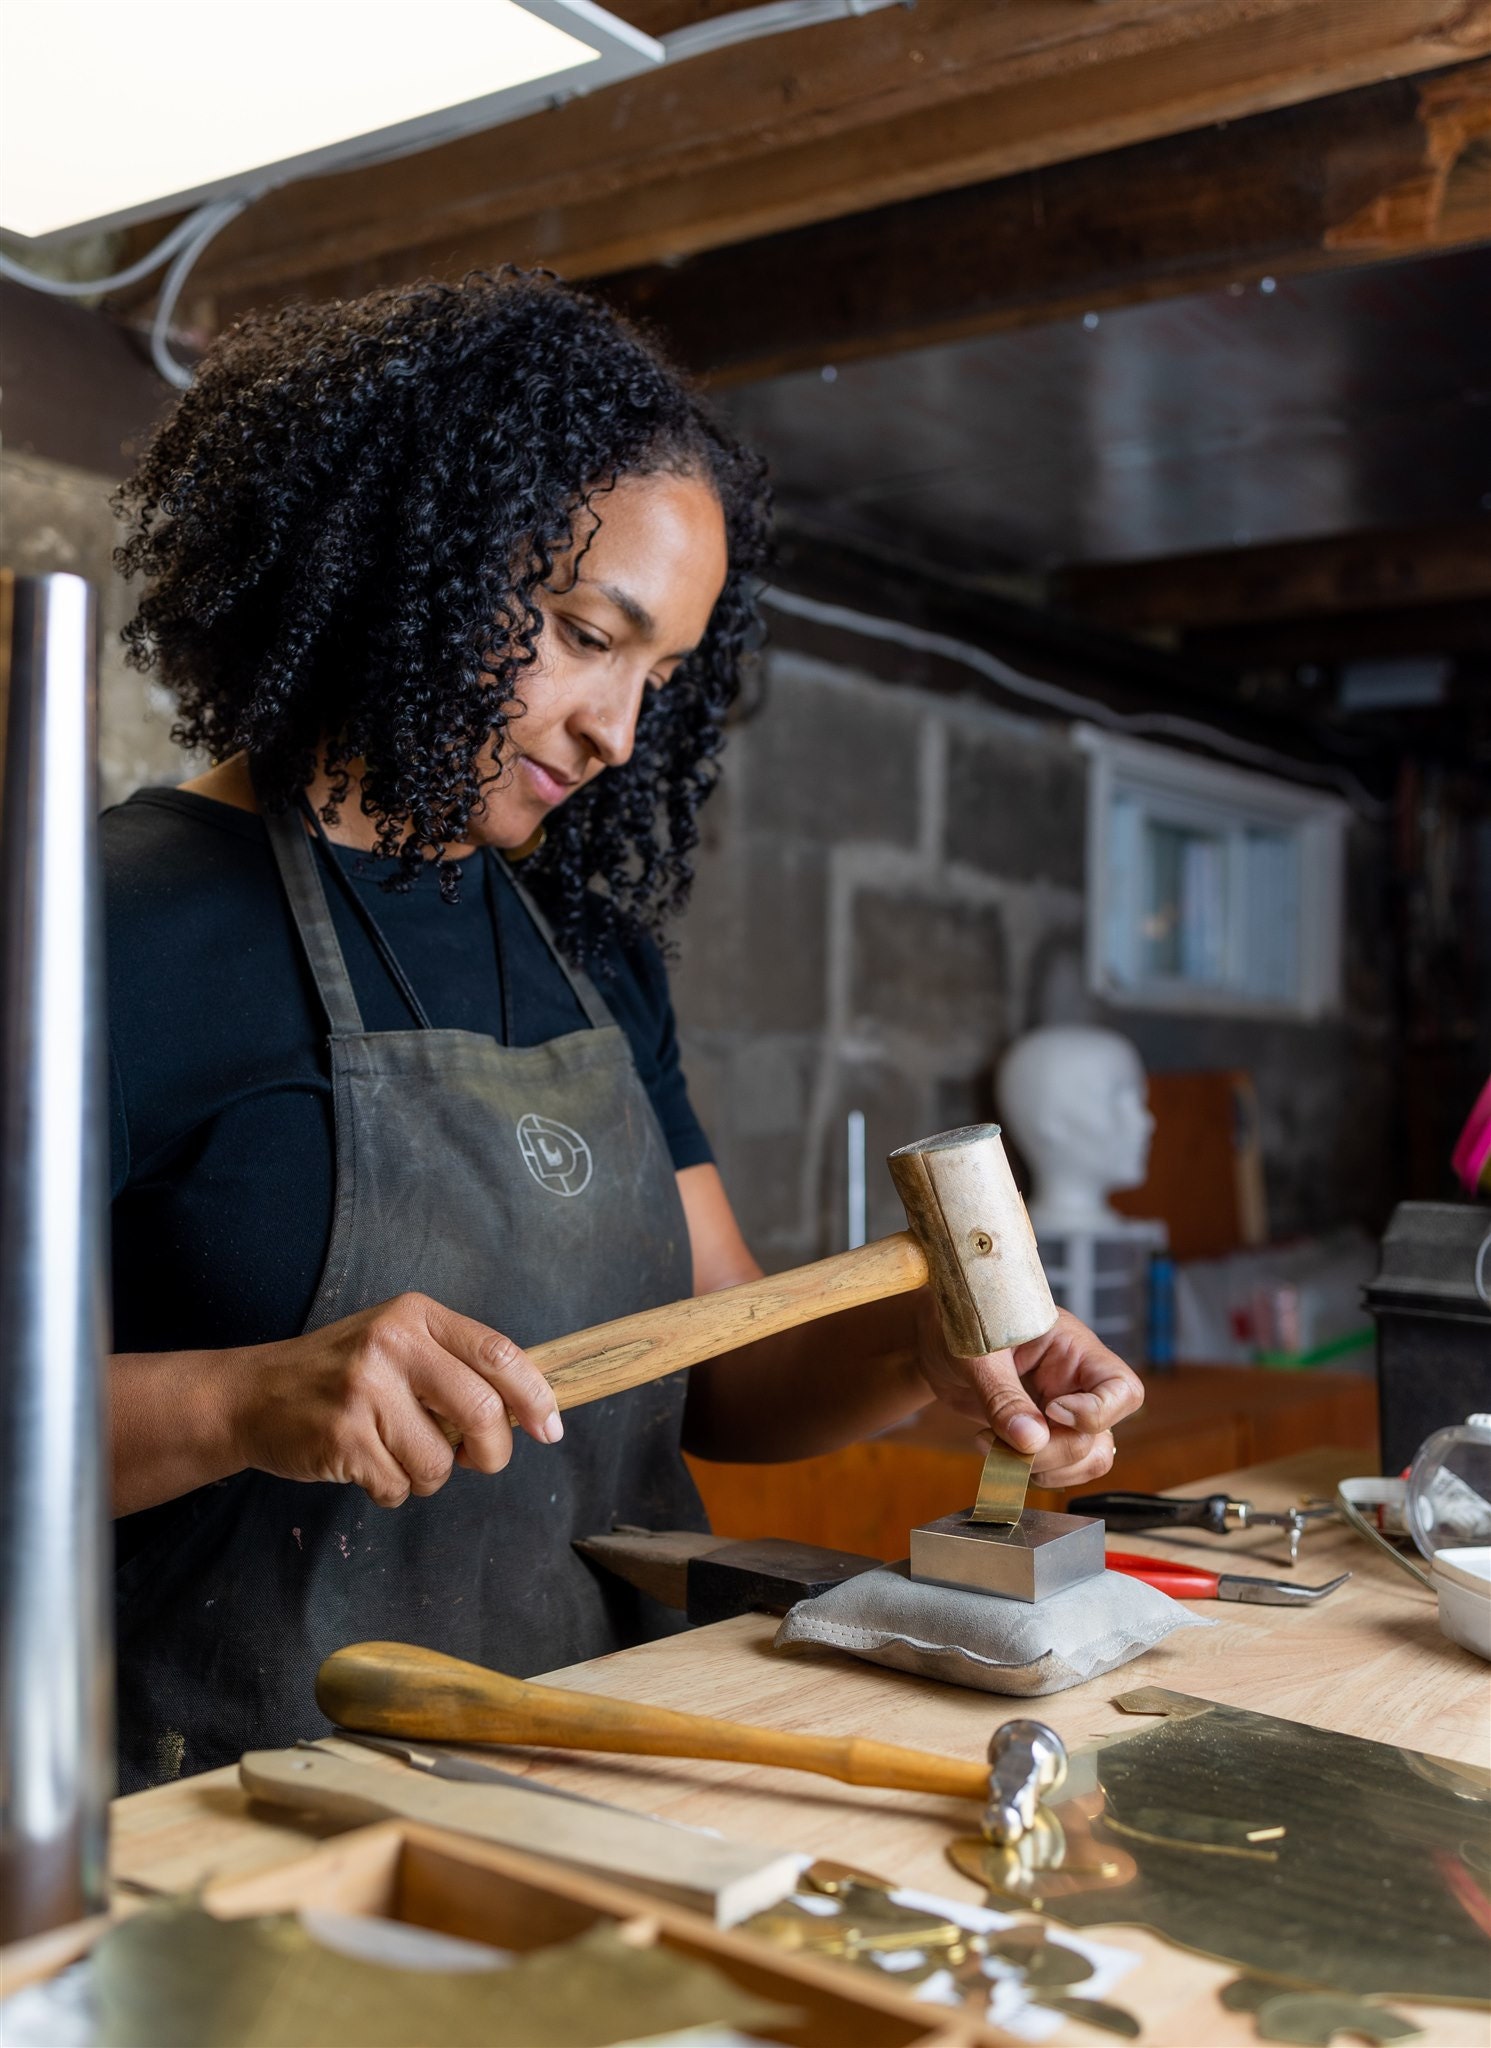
top-left (668, 649), bottom-right (1396, 1269)
top-left (1, 452), bottom-right (186, 805)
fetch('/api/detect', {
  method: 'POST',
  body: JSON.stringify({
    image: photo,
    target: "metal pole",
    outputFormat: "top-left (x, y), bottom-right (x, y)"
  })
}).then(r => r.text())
top-left (0, 570), bottom-right (113, 1941)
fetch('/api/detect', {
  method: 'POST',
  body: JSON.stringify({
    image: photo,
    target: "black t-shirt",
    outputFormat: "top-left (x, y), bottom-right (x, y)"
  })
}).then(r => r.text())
top-left (105, 789), bottom-right (710, 1360)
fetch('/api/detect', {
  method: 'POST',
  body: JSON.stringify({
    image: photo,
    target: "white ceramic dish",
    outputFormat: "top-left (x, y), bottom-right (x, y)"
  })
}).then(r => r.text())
top-left (1430, 1545), bottom-right (1491, 1661)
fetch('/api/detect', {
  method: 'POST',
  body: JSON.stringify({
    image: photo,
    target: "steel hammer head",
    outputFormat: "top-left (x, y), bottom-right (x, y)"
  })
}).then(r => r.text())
top-left (889, 1124), bottom-right (1058, 1356)
top-left (983, 1717), bottom-right (1068, 1845)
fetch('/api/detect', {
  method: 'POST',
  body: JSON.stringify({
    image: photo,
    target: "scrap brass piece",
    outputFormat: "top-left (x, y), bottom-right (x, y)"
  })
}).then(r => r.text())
top-left (742, 1883), bottom-right (975, 1965)
top-left (1036, 1994), bottom-right (1142, 2037)
top-left (800, 1858), bottom-right (897, 1897)
top-left (968, 1689), bottom-right (1491, 2004)
top-left (89, 1901), bottom-right (795, 2048)
top-left (983, 1929), bottom-right (1092, 1988)
top-left (1255, 1994), bottom-right (1424, 2045)
top-left (1221, 1978), bottom-right (1293, 2013)
top-left (970, 1440), bottom-right (1034, 1527)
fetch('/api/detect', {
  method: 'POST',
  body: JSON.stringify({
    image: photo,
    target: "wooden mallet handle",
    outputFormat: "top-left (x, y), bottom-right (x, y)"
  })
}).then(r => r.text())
top-left (527, 1123), bottom-right (1055, 1414)
top-left (317, 1641), bottom-right (989, 1804)
top-left (531, 1233), bottom-right (928, 1411)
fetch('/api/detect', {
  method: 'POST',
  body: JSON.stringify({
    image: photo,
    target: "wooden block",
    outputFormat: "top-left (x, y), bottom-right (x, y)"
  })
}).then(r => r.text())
top-left (239, 1746), bottom-right (803, 1929)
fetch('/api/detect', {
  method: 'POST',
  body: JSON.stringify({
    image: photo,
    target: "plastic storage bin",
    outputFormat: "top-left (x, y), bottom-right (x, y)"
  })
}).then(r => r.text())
top-left (1365, 1203), bottom-right (1491, 1476)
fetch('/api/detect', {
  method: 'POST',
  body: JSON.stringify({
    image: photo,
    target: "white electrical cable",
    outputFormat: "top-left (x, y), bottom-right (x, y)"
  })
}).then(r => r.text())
top-left (0, 192), bottom-right (254, 387)
top-left (663, 0), bottom-right (901, 61)
top-left (0, 200), bottom-right (231, 297)
top-left (145, 198), bottom-right (251, 388)
top-left (762, 584), bottom-right (1393, 819)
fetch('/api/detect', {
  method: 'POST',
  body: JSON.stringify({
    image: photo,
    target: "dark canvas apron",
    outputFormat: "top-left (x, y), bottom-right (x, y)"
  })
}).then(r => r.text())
top-left (114, 809), bottom-right (703, 1791)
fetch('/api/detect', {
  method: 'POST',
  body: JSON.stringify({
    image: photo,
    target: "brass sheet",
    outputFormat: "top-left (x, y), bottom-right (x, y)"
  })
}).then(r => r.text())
top-left (969, 1440), bottom-right (1034, 1526)
top-left (91, 1903), bottom-right (796, 2048)
top-left (949, 1689), bottom-right (1491, 2004)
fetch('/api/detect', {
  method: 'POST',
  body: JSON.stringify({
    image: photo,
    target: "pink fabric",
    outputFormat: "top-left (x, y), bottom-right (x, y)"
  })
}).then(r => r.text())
top-left (1452, 1074), bottom-right (1491, 1194)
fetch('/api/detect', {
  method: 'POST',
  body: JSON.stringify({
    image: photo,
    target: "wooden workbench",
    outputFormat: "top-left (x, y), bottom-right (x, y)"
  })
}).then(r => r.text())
top-left (108, 1450), bottom-right (1487, 2047)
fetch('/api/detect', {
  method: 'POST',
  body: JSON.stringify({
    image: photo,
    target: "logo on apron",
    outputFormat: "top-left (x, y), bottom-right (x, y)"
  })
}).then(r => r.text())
top-left (516, 1113), bottom-right (594, 1196)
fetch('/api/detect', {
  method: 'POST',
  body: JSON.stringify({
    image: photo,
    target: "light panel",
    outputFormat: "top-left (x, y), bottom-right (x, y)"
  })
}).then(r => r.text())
top-left (0, 0), bottom-right (661, 244)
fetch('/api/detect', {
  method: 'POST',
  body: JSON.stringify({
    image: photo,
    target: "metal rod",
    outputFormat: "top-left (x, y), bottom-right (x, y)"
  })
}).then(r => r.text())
top-left (0, 570), bottom-right (114, 1941)
top-left (846, 1108), bottom-right (866, 1250)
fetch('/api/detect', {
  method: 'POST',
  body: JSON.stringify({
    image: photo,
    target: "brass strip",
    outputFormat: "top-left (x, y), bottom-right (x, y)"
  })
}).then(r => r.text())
top-left (969, 1439), bottom-right (1034, 1526)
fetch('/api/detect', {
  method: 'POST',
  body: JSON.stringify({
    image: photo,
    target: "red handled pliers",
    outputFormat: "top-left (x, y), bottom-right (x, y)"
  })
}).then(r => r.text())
top-left (1106, 1549), bottom-right (1350, 1605)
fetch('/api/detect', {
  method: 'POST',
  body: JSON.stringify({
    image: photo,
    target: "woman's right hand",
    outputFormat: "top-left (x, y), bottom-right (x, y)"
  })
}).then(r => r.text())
top-left (227, 1292), bottom-right (562, 1508)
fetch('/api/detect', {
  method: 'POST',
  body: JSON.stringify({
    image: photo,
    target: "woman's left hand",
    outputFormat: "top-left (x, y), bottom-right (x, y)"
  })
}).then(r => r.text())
top-left (914, 1301), bottom-right (1144, 1489)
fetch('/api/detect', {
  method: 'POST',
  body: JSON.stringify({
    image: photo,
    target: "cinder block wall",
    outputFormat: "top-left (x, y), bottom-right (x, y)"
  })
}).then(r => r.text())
top-left (1, 452), bottom-right (185, 804)
top-left (669, 649), bottom-right (1397, 1268)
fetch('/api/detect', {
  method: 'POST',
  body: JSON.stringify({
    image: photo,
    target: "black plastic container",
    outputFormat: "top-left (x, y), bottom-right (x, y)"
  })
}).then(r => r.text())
top-left (1366, 1201), bottom-right (1491, 1475)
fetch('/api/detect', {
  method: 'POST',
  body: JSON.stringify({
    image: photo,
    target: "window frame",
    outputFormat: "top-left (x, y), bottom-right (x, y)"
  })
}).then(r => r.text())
top-left (1075, 725), bottom-right (1348, 1021)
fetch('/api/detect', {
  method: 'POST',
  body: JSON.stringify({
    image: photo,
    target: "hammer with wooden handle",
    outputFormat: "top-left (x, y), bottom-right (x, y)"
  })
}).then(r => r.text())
top-left (522, 1123), bottom-right (1056, 1414)
top-left (316, 1640), bottom-right (1067, 1844)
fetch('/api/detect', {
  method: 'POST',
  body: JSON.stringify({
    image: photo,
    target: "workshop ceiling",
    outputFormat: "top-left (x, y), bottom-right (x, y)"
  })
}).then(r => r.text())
top-left (719, 244), bottom-right (1491, 573)
top-left (45, 0), bottom-right (1491, 701)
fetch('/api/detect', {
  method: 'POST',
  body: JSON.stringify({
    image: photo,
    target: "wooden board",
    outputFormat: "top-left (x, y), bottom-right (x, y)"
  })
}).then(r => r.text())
top-left (1064, 515), bottom-right (1491, 634)
top-left (238, 1741), bottom-right (804, 1925)
top-left (1110, 1071), bottom-right (1268, 1260)
top-left (98, 1451), bottom-right (1483, 2046)
top-left (600, 63), bottom-right (1491, 384)
top-left (176, 0), bottom-right (1491, 321)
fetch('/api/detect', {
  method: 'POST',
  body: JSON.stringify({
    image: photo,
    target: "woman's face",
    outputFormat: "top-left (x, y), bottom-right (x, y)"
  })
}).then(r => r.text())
top-left (469, 469), bottom-right (730, 850)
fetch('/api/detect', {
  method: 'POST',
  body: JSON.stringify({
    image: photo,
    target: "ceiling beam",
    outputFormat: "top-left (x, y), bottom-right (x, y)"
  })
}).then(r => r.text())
top-left (595, 62), bottom-right (1491, 381)
top-left (1056, 519), bottom-right (1491, 633)
top-left (0, 282), bottom-right (167, 477)
top-left (177, 0), bottom-right (1490, 324)
top-left (767, 523), bottom-right (1379, 772)
top-left (1185, 599), bottom-right (1491, 668)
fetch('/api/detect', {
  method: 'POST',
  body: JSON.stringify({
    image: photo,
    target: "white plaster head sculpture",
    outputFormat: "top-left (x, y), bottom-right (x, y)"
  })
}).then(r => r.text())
top-left (996, 1025), bottom-right (1155, 1234)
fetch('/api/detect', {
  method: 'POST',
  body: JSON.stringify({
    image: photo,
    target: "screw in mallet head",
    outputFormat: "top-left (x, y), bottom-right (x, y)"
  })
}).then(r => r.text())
top-left (982, 1719), bottom-right (1068, 1845)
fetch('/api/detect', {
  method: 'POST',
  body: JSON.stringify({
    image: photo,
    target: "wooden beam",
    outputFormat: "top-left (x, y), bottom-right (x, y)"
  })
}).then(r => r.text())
top-left (181, 0), bottom-right (1491, 322)
top-left (765, 525), bottom-right (1378, 771)
top-left (594, 63), bottom-right (1491, 381)
top-left (1185, 599), bottom-right (1491, 667)
top-left (0, 282), bottom-right (168, 477)
top-left (1057, 520), bottom-right (1491, 632)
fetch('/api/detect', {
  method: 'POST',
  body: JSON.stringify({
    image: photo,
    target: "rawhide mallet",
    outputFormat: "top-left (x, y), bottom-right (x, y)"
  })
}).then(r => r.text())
top-left (447, 1120), bottom-right (1099, 1604)
top-left (888, 1133), bottom-right (1104, 1604)
top-left (507, 1122), bottom-right (1067, 1413)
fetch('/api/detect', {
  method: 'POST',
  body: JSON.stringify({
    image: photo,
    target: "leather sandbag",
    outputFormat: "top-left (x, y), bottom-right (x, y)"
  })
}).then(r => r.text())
top-left (773, 1562), bottom-right (1212, 1696)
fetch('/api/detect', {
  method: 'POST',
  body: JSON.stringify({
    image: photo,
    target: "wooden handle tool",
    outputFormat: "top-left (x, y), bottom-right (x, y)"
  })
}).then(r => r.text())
top-left (524, 1122), bottom-right (1056, 1413)
top-left (317, 1641), bottom-right (990, 1804)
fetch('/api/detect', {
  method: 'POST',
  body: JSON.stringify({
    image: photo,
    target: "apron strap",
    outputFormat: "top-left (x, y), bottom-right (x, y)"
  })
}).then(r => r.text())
top-left (297, 800), bottom-right (434, 1032)
top-left (491, 853), bottom-right (617, 1031)
top-left (260, 804), bottom-right (367, 1037)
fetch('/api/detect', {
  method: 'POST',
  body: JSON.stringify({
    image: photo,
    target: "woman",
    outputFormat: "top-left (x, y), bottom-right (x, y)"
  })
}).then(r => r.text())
top-left (107, 271), bottom-right (1140, 1791)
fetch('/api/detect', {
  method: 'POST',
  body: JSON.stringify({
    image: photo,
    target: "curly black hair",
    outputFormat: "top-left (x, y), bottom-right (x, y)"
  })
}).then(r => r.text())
top-left (114, 270), bottom-right (771, 957)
